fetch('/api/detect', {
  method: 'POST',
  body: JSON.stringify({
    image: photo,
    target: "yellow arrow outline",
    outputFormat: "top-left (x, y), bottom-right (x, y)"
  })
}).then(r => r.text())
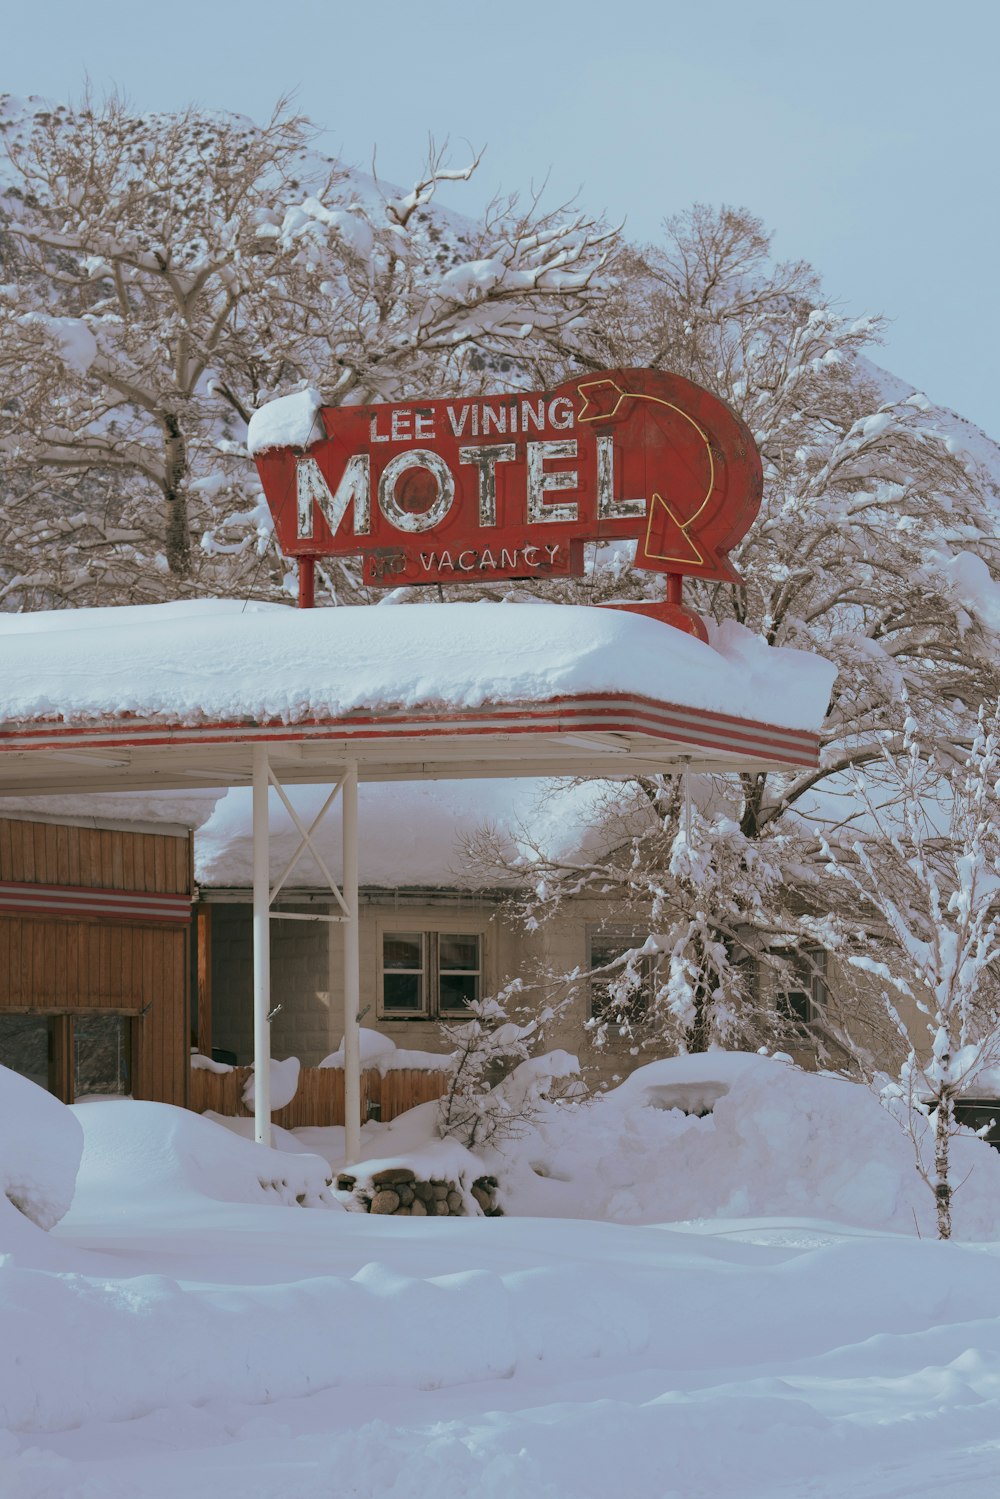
top-left (577, 377), bottom-right (715, 566)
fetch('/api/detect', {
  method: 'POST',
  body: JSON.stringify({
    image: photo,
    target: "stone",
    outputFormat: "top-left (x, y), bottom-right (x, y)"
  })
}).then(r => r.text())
top-left (432, 1182), bottom-right (450, 1201)
top-left (371, 1167), bottom-right (416, 1187)
top-left (336, 1174), bottom-right (357, 1192)
top-left (410, 1197), bottom-right (427, 1217)
top-left (471, 1184), bottom-right (493, 1212)
top-left (397, 1186), bottom-right (415, 1207)
top-left (413, 1181), bottom-right (434, 1202)
top-left (396, 1207), bottom-right (411, 1215)
top-left (370, 1189), bottom-right (401, 1214)
top-left (432, 1200), bottom-right (449, 1216)
top-left (446, 1190), bottom-right (463, 1213)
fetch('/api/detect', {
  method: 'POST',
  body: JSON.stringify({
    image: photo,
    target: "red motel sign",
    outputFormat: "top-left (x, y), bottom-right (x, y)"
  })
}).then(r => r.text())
top-left (253, 368), bottom-right (762, 593)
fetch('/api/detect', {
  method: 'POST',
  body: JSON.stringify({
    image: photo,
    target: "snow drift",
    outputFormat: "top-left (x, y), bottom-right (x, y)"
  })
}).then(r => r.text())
top-left (482, 1052), bottom-right (1000, 1238)
top-left (0, 1064), bottom-right (82, 1234)
top-left (69, 1099), bottom-right (338, 1211)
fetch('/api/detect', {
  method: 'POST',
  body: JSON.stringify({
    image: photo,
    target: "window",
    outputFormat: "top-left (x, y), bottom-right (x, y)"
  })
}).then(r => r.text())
top-left (0, 1011), bottom-right (133, 1101)
top-left (588, 927), bottom-right (655, 1024)
top-left (380, 929), bottom-right (483, 1018)
top-left (774, 948), bottom-right (828, 1032)
top-left (73, 1014), bottom-right (132, 1098)
top-left (0, 1014), bottom-right (58, 1093)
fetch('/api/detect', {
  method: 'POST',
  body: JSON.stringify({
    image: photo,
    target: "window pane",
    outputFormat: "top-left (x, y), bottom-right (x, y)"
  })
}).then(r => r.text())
top-left (74, 1014), bottom-right (131, 1099)
top-left (439, 934), bottom-right (480, 971)
top-left (383, 973), bottom-right (424, 1012)
top-left (589, 931), bottom-right (652, 1022)
top-left (383, 934), bottom-right (423, 971)
top-left (0, 1015), bottom-right (54, 1092)
top-left (439, 973), bottom-right (479, 1012)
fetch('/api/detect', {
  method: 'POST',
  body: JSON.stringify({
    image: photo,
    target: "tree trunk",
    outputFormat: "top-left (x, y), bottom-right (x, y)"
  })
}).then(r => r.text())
top-left (688, 989), bottom-right (711, 1052)
top-left (934, 1096), bottom-right (953, 1240)
top-left (162, 412), bottom-right (191, 576)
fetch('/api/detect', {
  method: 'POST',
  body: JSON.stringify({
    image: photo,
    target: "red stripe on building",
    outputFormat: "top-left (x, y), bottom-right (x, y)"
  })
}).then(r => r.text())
top-left (0, 881), bottom-right (192, 925)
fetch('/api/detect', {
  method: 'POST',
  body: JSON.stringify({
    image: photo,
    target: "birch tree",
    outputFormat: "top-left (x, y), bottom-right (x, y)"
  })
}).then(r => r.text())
top-left (822, 708), bottom-right (1000, 1238)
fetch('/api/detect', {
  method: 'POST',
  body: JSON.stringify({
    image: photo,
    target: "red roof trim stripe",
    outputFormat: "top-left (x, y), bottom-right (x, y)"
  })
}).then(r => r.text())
top-left (0, 691), bottom-right (820, 767)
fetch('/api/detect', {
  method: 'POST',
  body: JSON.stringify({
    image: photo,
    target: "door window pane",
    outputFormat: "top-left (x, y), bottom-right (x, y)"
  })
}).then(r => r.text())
top-left (74, 1014), bottom-right (131, 1099)
top-left (0, 1015), bottom-right (55, 1092)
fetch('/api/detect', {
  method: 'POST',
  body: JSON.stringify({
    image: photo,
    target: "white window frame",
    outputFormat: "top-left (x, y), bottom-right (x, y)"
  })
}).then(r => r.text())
top-left (377, 918), bottom-right (488, 1021)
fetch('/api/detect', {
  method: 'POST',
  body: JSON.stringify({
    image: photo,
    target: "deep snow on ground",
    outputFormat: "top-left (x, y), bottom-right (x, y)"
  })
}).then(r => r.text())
top-left (5, 1060), bottom-right (1000, 1497)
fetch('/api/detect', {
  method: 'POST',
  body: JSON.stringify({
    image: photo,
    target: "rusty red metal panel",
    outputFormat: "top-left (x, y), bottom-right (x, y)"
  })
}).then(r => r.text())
top-left (253, 368), bottom-right (762, 594)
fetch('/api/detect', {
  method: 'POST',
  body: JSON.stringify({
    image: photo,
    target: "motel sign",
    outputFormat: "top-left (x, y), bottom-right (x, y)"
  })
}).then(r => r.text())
top-left (253, 367), bottom-right (763, 596)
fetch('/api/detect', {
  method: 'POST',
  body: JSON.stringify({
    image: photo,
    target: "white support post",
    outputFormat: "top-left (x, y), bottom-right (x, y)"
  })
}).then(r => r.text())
top-left (342, 758), bottom-right (361, 1164)
top-left (252, 745), bottom-right (272, 1147)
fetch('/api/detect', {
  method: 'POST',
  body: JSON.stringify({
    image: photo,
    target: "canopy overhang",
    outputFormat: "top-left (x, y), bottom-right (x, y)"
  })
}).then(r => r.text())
top-left (0, 600), bottom-right (832, 1161)
top-left (0, 690), bottom-right (820, 797)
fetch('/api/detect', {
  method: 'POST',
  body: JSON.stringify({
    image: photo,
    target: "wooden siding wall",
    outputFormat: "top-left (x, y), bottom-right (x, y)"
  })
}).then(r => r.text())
top-left (0, 817), bottom-right (190, 893)
top-left (0, 817), bottom-right (192, 1107)
top-left (189, 1065), bottom-right (451, 1128)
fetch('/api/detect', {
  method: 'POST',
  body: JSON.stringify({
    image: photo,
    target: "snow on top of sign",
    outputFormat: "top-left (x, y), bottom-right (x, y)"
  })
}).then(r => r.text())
top-left (246, 388), bottom-right (325, 456)
top-left (0, 599), bottom-right (836, 734)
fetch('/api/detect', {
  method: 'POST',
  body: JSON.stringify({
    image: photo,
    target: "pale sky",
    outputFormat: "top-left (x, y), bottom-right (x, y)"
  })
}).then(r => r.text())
top-left (5, 0), bottom-right (998, 435)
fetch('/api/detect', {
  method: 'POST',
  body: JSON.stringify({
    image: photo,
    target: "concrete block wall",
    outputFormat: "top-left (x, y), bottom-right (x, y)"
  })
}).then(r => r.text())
top-left (207, 891), bottom-right (651, 1086)
top-left (210, 903), bottom-right (337, 1067)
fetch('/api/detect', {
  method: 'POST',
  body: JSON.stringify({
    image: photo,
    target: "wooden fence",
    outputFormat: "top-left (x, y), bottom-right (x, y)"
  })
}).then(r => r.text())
top-left (189, 1064), bottom-right (451, 1128)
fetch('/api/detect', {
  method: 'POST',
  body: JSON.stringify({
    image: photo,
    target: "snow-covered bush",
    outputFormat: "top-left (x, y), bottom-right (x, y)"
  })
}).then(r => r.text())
top-left (438, 984), bottom-right (573, 1148)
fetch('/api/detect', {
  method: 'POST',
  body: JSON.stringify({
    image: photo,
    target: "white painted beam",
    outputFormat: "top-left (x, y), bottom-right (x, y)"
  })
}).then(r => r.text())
top-left (252, 745), bottom-right (272, 1147)
top-left (342, 758), bottom-right (361, 1165)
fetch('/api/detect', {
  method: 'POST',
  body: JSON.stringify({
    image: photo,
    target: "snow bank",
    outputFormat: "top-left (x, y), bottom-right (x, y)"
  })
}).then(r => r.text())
top-left (0, 598), bottom-right (835, 735)
top-left (486, 1053), bottom-right (1000, 1238)
top-left (0, 1065), bottom-right (82, 1233)
top-left (69, 1099), bottom-right (338, 1211)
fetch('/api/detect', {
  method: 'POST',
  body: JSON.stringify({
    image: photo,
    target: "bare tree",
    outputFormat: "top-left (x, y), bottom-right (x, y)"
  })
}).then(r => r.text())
top-left (463, 206), bottom-right (1000, 1056)
top-left (0, 96), bottom-right (616, 606)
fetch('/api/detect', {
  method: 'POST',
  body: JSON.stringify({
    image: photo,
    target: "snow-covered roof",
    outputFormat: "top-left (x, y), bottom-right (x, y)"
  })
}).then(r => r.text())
top-left (0, 599), bottom-right (834, 796)
top-left (196, 778), bottom-right (619, 889)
